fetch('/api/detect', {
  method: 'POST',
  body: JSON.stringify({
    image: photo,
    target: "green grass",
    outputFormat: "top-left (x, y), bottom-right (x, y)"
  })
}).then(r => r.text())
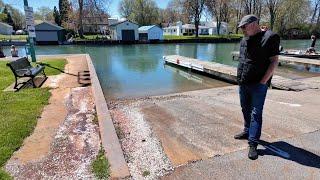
top-left (33, 59), bottom-right (67, 76)
top-left (92, 147), bottom-right (110, 179)
top-left (164, 34), bottom-right (243, 40)
top-left (0, 59), bottom-right (66, 179)
top-left (0, 35), bottom-right (28, 41)
top-left (74, 35), bottom-right (109, 41)
top-left (142, 170), bottom-right (150, 177)
top-left (0, 169), bottom-right (12, 180)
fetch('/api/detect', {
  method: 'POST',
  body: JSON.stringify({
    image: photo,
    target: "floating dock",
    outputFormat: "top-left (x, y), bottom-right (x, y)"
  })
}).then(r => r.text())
top-left (231, 51), bottom-right (320, 68)
top-left (163, 55), bottom-right (316, 91)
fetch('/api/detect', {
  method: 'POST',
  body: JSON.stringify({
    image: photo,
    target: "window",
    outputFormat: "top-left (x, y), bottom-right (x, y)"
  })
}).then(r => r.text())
top-left (174, 29), bottom-right (176, 32)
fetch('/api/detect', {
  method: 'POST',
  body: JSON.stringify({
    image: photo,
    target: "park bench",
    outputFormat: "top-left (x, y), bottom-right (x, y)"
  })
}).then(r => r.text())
top-left (6, 57), bottom-right (46, 89)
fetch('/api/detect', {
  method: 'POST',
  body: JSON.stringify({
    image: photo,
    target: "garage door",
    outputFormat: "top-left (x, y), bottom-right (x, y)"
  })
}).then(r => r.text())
top-left (122, 30), bottom-right (135, 41)
top-left (35, 31), bottom-right (58, 41)
top-left (139, 33), bottom-right (148, 41)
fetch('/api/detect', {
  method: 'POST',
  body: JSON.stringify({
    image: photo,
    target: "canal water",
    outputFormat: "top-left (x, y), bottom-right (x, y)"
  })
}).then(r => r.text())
top-left (2, 40), bottom-right (319, 99)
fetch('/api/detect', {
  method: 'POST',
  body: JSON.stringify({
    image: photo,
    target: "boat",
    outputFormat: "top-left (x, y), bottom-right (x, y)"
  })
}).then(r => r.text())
top-left (280, 49), bottom-right (320, 59)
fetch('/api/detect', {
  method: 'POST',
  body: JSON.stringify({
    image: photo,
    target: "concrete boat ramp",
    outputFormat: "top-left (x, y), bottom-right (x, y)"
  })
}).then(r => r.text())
top-left (110, 85), bottom-right (320, 179)
top-left (108, 55), bottom-right (320, 179)
top-left (163, 55), bottom-right (319, 91)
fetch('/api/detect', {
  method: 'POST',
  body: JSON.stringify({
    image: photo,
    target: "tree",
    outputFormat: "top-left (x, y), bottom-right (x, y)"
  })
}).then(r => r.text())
top-left (34, 7), bottom-right (54, 21)
top-left (243, 0), bottom-right (263, 18)
top-left (71, 0), bottom-right (111, 38)
top-left (53, 6), bottom-right (62, 26)
top-left (0, 13), bottom-right (7, 22)
top-left (59, 0), bottom-right (71, 26)
top-left (0, 1), bottom-right (24, 30)
top-left (119, 0), bottom-right (159, 26)
top-left (183, 0), bottom-right (205, 37)
top-left (265, 0), bottom-right (282, 31)
top-left (162, 0), bottom-right (190, 24)
top-left (205, 0), bottom-right (230, 35)
top-left (119, 0), bottom-right (133, 18)
top-left (311, 0), bottom-right (320, 24)
top-left (3, 6), bottom-right (14, 25)
top-left (275, 0), bottom-right (310, 37)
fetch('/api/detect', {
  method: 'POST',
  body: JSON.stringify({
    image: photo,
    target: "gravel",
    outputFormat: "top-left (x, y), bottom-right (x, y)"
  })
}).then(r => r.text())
top-left (111, 104), bottom-right (174, 180)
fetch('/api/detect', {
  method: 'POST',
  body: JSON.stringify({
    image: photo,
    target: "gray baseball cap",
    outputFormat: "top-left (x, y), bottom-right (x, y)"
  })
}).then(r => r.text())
top-left (238, 14), bottom-right (259, 28)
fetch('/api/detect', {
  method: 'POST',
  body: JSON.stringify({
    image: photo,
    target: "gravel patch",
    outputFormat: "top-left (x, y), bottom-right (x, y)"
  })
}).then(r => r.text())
top-left (111, 105), bottom-right (174, 180)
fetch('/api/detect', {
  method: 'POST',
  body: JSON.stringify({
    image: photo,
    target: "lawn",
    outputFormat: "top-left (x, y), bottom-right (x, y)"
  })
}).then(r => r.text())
top-left (0, 35), bottom-right (28, 42)
top-left (164, 34), bottom-right (243, 40)
top-left (0, 58), bottom-right (66, 179)
top-left (74, 35), bottom-right (109, 41)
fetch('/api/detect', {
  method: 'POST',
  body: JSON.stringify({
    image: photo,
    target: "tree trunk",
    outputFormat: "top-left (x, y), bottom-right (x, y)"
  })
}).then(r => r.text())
top-left (270, 11), bottom-right (275, 31)
top-left (311, 3), bottom-right (319, 24)
top-left (78, 0), bottom-right (84, 38)
top-left (195, 15), bottom-right (199, 37)
top-left (195, 1), bottom-right (199, 38)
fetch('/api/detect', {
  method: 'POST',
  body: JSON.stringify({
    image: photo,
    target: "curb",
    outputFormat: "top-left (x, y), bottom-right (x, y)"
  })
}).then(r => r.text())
top-left (86, 54), bottom-right (130, 179)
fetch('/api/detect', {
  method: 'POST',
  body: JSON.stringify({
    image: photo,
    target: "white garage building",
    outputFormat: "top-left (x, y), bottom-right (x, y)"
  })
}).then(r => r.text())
top-left (109, 20), bottom-right (139, 41)
top-left (138, 25), bottom-right (163, 41)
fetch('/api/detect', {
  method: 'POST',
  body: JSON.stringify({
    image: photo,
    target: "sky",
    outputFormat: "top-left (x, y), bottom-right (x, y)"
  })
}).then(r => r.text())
top-left (3, 0), bottom-right (171, 18)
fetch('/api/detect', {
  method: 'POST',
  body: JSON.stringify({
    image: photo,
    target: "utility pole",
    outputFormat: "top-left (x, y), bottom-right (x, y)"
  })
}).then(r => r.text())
top-left (24, 0), bottom-right (36, 62)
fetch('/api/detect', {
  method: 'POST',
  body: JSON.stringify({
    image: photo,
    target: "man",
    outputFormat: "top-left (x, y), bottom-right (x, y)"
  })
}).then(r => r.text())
top-left (235, 15), bottom-right (280, 160)
top-left (10, 45), bottom-right (19, 57)
top-left (306, 35), bottom-right (316, 54)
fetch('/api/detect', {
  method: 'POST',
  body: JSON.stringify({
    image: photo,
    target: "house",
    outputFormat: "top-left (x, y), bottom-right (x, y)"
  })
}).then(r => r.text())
top-left (35, 21), bottom-right (66, 44)
top-left (163, 22), bottom-right (209, 36)
top-left (205, 21), bottom-right (229, 35)
top-left (138, 25), bottom-right (163, 41)
top-left (82, 14), bottom-right (109, 34)
top-left (0, 22), bottom-right (14, 35)
top-left (109, 20), bottom-right (139, 41)
top-left (163, 21), bottom-right (228, 36)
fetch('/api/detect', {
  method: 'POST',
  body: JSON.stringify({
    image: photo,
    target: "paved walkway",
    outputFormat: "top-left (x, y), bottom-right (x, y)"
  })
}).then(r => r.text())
top-left (5, 55), bottom-right (100, 179)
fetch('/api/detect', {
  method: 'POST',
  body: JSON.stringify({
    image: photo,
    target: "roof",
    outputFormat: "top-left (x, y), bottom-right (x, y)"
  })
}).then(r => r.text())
top-left (138, 25), bottom-right (157, 31)
top-left (0, 22), bottom-right (13, 28)
top-left (139, 25), bottom-right (163, 33)
top-left (164, 24), bottom-right (208, 30)
top-left (109, 20), bottom-right (139, 27)
top-left (35, 21), bottom-right (64, 31)
top-left (163, 26), bottom-right (178, 29)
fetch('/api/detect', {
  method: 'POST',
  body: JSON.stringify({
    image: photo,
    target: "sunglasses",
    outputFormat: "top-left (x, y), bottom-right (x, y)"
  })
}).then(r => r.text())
top-left (240, 24), bottom-right (249, 29)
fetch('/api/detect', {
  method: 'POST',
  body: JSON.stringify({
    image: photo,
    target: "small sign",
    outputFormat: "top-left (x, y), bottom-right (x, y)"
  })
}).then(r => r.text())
top-left (27, 26), bottom-right (36, 38)
top-left (24, 6), bottom-right (36, 38)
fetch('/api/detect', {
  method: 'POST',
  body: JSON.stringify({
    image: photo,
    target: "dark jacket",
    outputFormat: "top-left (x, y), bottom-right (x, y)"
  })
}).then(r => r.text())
top-left (237, 30), bottom-right (280, 85)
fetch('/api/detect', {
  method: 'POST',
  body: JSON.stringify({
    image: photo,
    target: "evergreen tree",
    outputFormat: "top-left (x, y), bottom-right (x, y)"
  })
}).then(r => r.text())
top-left (59, 0), bottom-right (70, 26)
top-left (3, 6), bottom-right (13, 25)
top-left (53, 6), bottom-right (61, 26)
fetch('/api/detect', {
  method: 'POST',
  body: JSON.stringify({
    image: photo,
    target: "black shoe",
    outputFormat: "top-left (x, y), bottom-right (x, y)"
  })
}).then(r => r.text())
top-left (248, 145), bottom-right (258, 160)
top-left (234, 132), bottom-right (248, 140)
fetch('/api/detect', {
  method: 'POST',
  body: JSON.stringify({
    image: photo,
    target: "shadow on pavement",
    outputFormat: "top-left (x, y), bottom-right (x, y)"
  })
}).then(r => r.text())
top-left (258, 140), bottom-right (320, 169)
top-left (39, 63), bottom-right (91, 87)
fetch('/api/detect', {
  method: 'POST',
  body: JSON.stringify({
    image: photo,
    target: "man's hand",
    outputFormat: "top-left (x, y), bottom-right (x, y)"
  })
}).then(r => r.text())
top-left (260, 55), bottom-right (279, 84)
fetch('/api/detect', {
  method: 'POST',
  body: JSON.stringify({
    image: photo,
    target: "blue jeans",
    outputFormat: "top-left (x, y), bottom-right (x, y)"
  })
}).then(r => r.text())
top-left (239, 83), bottom-right (268, 146)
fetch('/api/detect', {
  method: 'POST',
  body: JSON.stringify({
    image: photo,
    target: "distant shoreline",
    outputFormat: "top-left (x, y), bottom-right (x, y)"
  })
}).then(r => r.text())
top-left (0, 37), bottom-right (314, 46)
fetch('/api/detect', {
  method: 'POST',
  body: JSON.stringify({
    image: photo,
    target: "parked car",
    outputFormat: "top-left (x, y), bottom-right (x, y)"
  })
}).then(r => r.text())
top-left (15, 30), bottom-right (25, 35)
